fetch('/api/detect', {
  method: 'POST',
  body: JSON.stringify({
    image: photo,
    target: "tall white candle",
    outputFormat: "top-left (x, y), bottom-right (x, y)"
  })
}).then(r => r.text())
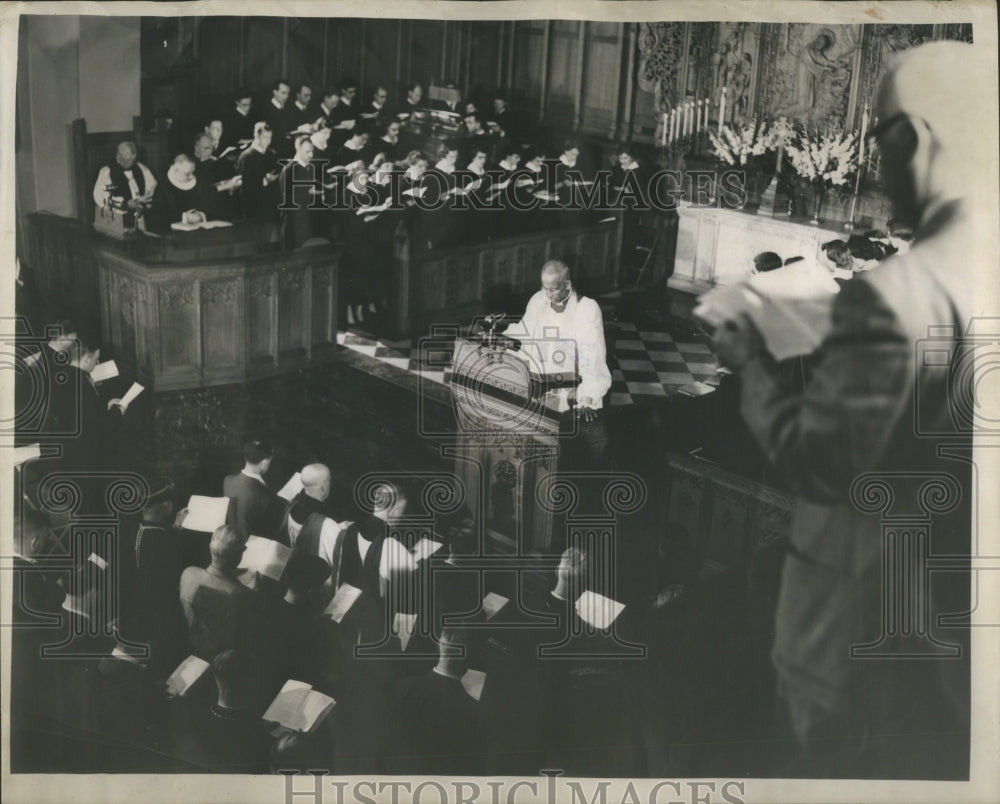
top-left (670, 109), bottom-right (677, 143)
top-left (696, 99), bottom-right (703, 132)
top-left (688, 101), bottom-right (695, 136)
top-left (702, 98), bottom-right (710, 130)
top-left (719, 86), bottom-right (727, 132)
top-left (662, 112), bottom-right (668, 147)
top-left (858, 102), bottom-right (871, 166)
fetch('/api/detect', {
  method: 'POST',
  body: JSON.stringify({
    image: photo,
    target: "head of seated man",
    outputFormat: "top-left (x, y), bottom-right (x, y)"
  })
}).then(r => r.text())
top-left (242, 439), bottom-right (273, 477)
top-left (540, 260), bottom-right (574, 312)
top-left (821, 240), bottom-right (854, 270)
top-left (405, 81), bottom-right (423, 107)
top-left (497, 142), bottom-right (521, 171)
top-left (209, 524), bottom-right (248, 575)
top-left (168, 154), bottom-right (198, 189)
top-left (552, 545), bottom-right (588, 603)
top-left (211, 648), bottom-right (259, 712)
top-left (435, 627), bottom-right (470, 677)
top-left (339, 78), bottom-right (358, 106)
top-left (272, 78), bottom-right (290, 109)
top-left (753, 251), bottom-right (784, 274)
top-left (204, 118), bottom-right (224, 145)
top-left (116, 140), bottom-right (139, 170)
top-left (294, 83), bottom-right (312, 111)
top-left (193, 134), bottom-right (215, 163)
top-left (463, 113), bottom-right (485, 136)
top-left (282, 552), bottom-right (330, 609)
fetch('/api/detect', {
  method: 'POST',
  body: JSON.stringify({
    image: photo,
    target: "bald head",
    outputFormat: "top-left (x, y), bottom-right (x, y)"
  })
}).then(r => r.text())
top-left (541, 260), bottom-right (570, 284)
top-left (300, 463), bottom-right (331, 501)
top-left (874, 41), bottom-right (991, 226)
top-left (540, 260), bottom-right (573, 310)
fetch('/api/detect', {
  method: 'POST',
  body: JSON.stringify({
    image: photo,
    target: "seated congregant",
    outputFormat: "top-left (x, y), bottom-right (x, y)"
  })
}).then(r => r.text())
top-left (203, 118), bottom-right (225, 157)
top-left (178, 525), bottom-right (258, 661)
top-left (222, 88), bottom-right (254, 150)
top-left (285, 463), bottom-right (343, 575)
top-left (394, 81), bottom-right (423, 119)
top-left (332, 126), bottom-right (372, 170)
top-left (361, 85), bottom-right (390, 122)
top-left (373, 118), bottom-right (404, 164)
top-left (148, 154), bottom-right (212, 233)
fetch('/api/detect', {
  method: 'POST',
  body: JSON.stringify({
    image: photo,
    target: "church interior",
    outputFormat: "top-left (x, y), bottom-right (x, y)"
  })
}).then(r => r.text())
top-left (8, 13), bottom-right (976, 780)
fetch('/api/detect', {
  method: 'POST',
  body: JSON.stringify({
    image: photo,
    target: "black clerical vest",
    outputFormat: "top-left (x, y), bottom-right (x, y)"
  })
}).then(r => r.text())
top-left (107, 161), bottom-right (146, 200)
top-left (339, 515), bottom-right (386, 597)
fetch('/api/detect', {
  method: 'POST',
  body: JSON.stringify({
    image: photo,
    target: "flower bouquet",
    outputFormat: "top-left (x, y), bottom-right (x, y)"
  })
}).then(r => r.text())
top-left (784, 126), bottom-right (858, 224)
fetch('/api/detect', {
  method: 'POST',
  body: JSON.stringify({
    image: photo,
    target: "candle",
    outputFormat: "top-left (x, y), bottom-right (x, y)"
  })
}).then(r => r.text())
top-left (696, 99), bottom-right (703, 132)
top-left (662, 112), bottom-right (668, 147)
top-left (703, 98), bottom-right (710, 130)
top-left (670, 109), bottom-right (677, 143)
top-left (858, 102), bottom-right (871, 166)
top-left (688, 101), bottom-right (695, 136)
top-left (776, 143), bottom-right (784, 175)
top-left (719, 86), bottom-right (727, 132)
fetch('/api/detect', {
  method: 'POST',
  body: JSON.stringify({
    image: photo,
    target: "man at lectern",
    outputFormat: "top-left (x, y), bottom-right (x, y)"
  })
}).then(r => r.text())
top-left (505, 261), bottom-right (612, 465)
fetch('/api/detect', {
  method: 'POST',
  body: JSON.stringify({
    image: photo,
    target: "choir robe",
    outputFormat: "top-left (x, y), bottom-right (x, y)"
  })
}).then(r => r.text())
top-left (221, 108), bottom-right (254, 150)
top-left (194, 158), bottom-right (236, 220)
top-left (237, 147), bottom-right (281, 221)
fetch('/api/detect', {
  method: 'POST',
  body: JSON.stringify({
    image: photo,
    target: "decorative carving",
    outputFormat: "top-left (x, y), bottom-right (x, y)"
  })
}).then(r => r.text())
top-left (637, 22), bottom-right (686, 111)
top-left (249, 275), bottom-right (272, 299)
top-left (159, 283), bottom-right (194, 308)
top-left (278, 269), bottom-right (306, 293)
top-left (312, 266), bottom-right (333, 286)
top-left (202, 280), bottom-right (238, 305)
top-left (117, 275), bottom-right (135, 326)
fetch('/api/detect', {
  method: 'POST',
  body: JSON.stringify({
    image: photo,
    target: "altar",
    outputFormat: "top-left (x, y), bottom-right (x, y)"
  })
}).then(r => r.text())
top-left (667, 203), bottom-right (853, 297)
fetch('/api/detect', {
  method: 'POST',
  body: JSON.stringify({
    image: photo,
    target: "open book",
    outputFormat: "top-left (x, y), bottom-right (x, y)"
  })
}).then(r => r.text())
top-left (461, 669), bottom-right (487, 702)
top-left (182, 495), bottom-right (230, 533)
top-left (482, 592), bottom-right (509, 621)
top-left (165, 655), bottom-right (211, 697)
top-left (277, 472), bottom-right (304, 502)
top-left (324, 583), bottom-right (362, 623)
top-left (171, 219), bottom-right (234, 232)
top-left (693, 264), bottom-right (839, 361)
top-left (262, 680), bottom-right (337, 733)
top-left (238, 535), bottom-right (292, 582)
top-left (411, 538), bottom-right (444, 562)
top-left (575, 590), bottom-right (626, 630)
top-left (91, 360), bottom-right (119, 384)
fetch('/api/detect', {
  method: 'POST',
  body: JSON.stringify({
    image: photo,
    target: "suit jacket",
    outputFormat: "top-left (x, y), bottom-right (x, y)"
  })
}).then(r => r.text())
top-left (739, 200), bottom-right (976, 714)
top-left (223, 472), bottom-right (280, 540)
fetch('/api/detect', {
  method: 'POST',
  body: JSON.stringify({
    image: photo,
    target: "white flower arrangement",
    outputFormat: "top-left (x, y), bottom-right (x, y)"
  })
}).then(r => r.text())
top-left (707, 119), bottom-right (769, 167)
top-left (785, 127), bottom-right (858, 189)
top-left (765, 117), bottom-right (795, 151)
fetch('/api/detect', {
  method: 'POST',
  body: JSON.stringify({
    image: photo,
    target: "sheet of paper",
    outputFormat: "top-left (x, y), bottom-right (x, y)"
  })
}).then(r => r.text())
top-left (461, 669), bottom-right (487, 702)
top-left (183, 495), bottom-right (230, 533)
top-left (575, 590), bottom-right (626, 630)
top-left (392, 612), bottom-right (418, 652)
top-left (324, 583), bottom-right (362, 623)
top-left (119, 382), bottom-right (144, 409)
top-left (90, 360), bottom-right (119, 383)
top-left (299, 690), bottom-right (337, 733)
top-left (12, 444), bottom-right (41, 465)
top-left (165, 655), bottom-right (210, 697)
top-left (412, 538), bottom-right (444, 561)
top-left (277, 472), bottom-right (304, 502)
top-left (238, 535), bottom-right (292, 582)
top-left (111, 643), bottom-right (144, 665)
top-left (677, 381), bottom-right (716, 397)
top-left (87, 552), bottom-right (107, 570)
top-left (482, 592), bottom-right (509, 620)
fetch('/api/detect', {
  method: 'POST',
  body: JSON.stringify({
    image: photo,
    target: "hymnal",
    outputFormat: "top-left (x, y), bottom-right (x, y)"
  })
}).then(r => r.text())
top-left (170, 219), bottom-right (234, 232)
top-left (238, 535), bottom-right (292, 582)
top-left (324, 584), bottom-right (362, 623)
top-left (262, 680), bottom-right (336, 733)
top-left (182, 495), bottom-right (230, 533)
top-left (412, 538), bottom-right (444, 562)
top-left (575, 590), bottom-right (626, 630)
top-left (482, 592), bottom-right (509, 620)
top-left (277, 472), bottom-right (304, 502)
top-left (461, 669), bottom-right (487, 702)
top-left (165, 655), bottom-right (210, 697)
top-left (91, 360), bottom-right (119, 383)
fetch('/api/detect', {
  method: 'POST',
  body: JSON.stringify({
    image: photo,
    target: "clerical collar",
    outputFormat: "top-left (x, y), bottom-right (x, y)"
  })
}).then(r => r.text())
top-left (345, 139), bottom-right (363, 151)
top-left (499, 158), bottom-right (518, 171)
top-left (167, 165), bottom-right (197, 191)
top-left (432, 666), bottom-right (463, 681)
top-left (241, 467), bottom-right (266, 484)
top-left (372, 100), bottom-right (384, 110)
top-left (467, 163), bottom-right (485, 176)
top-left (341, 97), bottom-right (353, 107)
top-left (435, 160), bottom-right (455, 174)
top-left (236, 107), bottom-right (249, 117)
top-left (382, 134), bottom-right (398, 144)
top-left (250, 141), bottom-right (269, 155)
top-left (559, 153), bottom-right (577, 168)
top-left (271, 97), bottom-right (284, 110)
top-left (121, 167), bottom-right (135, 174)
top-left (621, 159), bottom-right (639, 171)
top-left (322, 103), bottom-right (337, 116)
top-left (550, 589), bottom-right (566, 602)
top-left (295, 101), bottom-right (308, 111)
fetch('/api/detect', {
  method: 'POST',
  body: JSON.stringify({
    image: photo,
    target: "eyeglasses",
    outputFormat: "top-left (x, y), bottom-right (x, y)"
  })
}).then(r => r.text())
top-left (864, 112), bottom-right (931, 154)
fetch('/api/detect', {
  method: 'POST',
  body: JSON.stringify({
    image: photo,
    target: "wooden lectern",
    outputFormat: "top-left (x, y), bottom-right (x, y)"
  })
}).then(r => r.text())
top-left (449, 336), bottom-right (566, 554)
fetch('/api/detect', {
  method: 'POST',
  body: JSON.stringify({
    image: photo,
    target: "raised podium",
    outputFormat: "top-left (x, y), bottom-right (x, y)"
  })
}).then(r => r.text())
top-left (449, 335), bottom-right (571, 553)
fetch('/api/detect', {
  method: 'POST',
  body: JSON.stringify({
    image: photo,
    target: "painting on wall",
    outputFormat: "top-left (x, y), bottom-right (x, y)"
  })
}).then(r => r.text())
top-left (709, 22), bottom-right (761, 123)
top-left (758, 23), bottom-right (863, 127)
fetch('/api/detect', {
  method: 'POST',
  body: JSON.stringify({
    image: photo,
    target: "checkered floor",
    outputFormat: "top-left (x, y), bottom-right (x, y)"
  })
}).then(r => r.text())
top-left (336, 310), bottom-right (720, 407)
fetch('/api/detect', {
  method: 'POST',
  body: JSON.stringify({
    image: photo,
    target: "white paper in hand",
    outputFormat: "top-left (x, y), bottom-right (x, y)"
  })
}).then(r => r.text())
top-left (90, 360), bottom-right (119, 383)
top-left (482, 592), bottom-right (508, 620)
top-left (238, 535), bottom-right (292, 582)
top-left (392, 612), bottom-right (418, 651)
top-left (118, 382), bottom-right (145, 410)
top-left (165, 655), bottom-right (210, 697)
top-left (575, 590), bottom-right (625, 630)
top-left (12, 444), bottom-right (41, 465)
top-left (411, 538), bottom-right (444, 562)
top-left (324, 584), bottom-right (362, 623)
top-left (277, 472), bottom-right (304, 502)
top-left (182, 495), bottom-right (230, 532)
top-left (461, 669), bottom-right (486, 701)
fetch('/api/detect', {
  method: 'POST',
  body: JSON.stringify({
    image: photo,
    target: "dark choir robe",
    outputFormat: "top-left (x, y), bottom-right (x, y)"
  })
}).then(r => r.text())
top-left (487, 108), bottom-right (514, 138)
top-left (166, 700), bottom-right (273, 774)
top-left (148, 173), bottom-right (212, 233)
top-left (43, 365), bottom-right (115, 478)
top-left (237, 146), bottom-right (280, 221)
top-left (289, 101), bottom-right (315, 133)
top-left (259, 596), bottom-right (331, 696)
top-left (329, 100), bottom-right (358, 128)
top-left (611, 159), bottom-right (657, 275)
top-left (223, 471), bottom-right (281, 542)
top-left (281, 158), bottom-right (327, 250)
top-left (392, 670), bottom-right (484, 775)
top-left (194, 157), bottom-right (236, 220)
top-left (264, 100), bottom-right (294, 152)
top-left (373, 136), bottom-right (404, 164)
top-left (317, 102), bottom-right (340, 129)
top-left (338, 515), bottom-right (388, 641)
top-left (332, 141), bottom-right (372, 171)
top-left (489, 157), bottom-right (524, 237)
top-left (222, 108), bottom-right (255, 149)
